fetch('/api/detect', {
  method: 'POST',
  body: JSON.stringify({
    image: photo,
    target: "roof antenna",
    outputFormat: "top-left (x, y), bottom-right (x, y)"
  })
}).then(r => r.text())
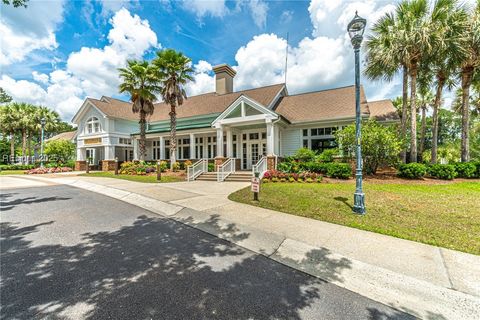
top-left (284, 32), bottom-right (289, 86)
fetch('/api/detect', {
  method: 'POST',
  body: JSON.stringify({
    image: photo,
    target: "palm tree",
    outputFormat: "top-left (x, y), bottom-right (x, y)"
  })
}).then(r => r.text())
top-left (118, 60), bottom-right (160, 161)
top-left (426, 0), bottom-right (466, 163)
top-left (31, 106), bottom-right (60, 161)
top-left (365, 12), bottom-right (410, 163)
top-left (416, 83), bottom-right (434, 158)
top-left (396, 0), bottom-right (434, 163)
top-left (152, 49), bottom-right (193, 168)
top-left (455, 2), bottom-right (480, 162)
top-left (0, 104), bottom-right (20, 161)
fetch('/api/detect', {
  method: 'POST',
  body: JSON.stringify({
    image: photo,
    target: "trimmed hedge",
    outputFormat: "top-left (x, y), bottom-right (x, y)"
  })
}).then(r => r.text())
top-left (397, 163), bottom-right (427, 179)
top-left (428, 164), bottom-right (457, 180)
top-left (0, 164), bottom-right (35, 170)
top-left (454, 162), bottom-right (477, 178)
top-left (326, 163), bottom-right (352, 179)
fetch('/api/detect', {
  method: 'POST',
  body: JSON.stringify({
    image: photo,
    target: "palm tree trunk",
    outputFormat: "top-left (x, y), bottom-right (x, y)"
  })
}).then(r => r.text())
top-left (460, 67), bottom-right (473, 162)
top-left (26, 132), bottom-right (31, 165)
top-left (409, 65), bottom-right (418, 163)
top-left (400, 65), bottom-right (408, 163)
top-left (169, 102), bottom-right (177, 169)
top-left (10, 131), bottom-right (15, 163)
top-left (419, 106), bottom-right (427, 160)
top-left (139, 109), bottom-right (146, 161)
top-left (21, 129), bottom-right (27, 164)
top-left (431, 76), bottom-right (444, 164)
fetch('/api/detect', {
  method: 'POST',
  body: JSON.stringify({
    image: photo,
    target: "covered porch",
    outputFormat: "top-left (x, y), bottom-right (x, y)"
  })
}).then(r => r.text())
top-left (141, 95), bottom-right (281, 173)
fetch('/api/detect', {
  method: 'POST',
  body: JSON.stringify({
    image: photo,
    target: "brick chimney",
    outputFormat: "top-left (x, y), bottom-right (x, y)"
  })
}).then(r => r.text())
top-left (212, 64), bottom-right (236, 95)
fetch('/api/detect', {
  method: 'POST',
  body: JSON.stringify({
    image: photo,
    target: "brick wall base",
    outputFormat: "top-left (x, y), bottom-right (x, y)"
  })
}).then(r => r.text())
top-left (214, 157), bottom-right (226, 171)
top-left (102, 160), bottom-right (117, 172)
top-left (266, 156), bottom-right (277, 170)
top-left (75, 161), bottom-right (87, 171)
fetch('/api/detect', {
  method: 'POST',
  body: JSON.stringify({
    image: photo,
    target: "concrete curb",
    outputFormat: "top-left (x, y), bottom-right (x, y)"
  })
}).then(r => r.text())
top-left (20, 175), bottom-right (480, 319)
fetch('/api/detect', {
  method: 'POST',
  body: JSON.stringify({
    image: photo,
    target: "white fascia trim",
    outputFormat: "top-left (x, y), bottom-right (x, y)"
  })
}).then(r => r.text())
top-left (71, 99), bottom-right (108, 124)
top-left (212, 95), bottom-right (279, 127)
top-left (288, 115), bottom-right (369, 127)
top-left (267, 85), bottom-right (286, 110)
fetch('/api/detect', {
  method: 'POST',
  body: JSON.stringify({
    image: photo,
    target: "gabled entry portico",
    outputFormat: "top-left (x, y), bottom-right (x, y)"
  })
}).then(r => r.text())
top-left (211, 95), bottom-right (280, 171)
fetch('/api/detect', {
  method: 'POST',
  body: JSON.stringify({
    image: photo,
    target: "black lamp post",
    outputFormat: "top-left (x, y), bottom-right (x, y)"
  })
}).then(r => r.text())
top-left (347, 11), bottom-right (366, 215)
top-left (40, 117), bottom-right (46, 168)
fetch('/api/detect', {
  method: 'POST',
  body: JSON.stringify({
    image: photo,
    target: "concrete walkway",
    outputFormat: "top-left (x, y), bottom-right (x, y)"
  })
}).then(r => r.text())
top-left (5, 174), bottom-right (480, 320)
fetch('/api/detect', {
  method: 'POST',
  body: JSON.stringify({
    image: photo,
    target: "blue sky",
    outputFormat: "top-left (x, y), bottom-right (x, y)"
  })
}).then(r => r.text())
top-left (2, 0), bottom-right (472, 121)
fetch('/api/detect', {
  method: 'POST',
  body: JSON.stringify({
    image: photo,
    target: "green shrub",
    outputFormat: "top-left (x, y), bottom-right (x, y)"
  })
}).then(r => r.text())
top-left (336, 120), bottom-right (402, 174)
top-left (428, 164), bottom-right (457, 180)
top-left (0, 164), bottom-right (35, 170)
top-left (472, 161), bottom-right (480, 178)
top-left (172, 162), bottom-right (180, 172)
top-left (293, 147), bottom-right (316, 162)
top-left (453, 162), bottom-right (477, 178)
top-left (316, 148), bottom-right (338, 163)
top-left (326, 163), bottom-right (352, 179)
top-left (208, 163), bottom-right (215, 172)
top-left (44, 140), bottom-right (75, 163)
top-left (159, 161), bottom-right (168, 172)
top-left (397, 163), bottom-right (427, 179)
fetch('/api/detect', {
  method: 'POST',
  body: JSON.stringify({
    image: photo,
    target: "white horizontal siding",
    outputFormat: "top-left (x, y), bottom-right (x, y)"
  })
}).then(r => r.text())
top-left (280, 129), bottom-right (302, 156)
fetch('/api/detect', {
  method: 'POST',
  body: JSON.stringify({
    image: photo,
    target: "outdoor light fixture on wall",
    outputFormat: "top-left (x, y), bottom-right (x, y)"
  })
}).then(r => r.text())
top-left (347, 11), bottom-right (366, 215)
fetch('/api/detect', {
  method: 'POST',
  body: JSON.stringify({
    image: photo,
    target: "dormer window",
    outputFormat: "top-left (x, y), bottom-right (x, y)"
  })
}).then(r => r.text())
top-left (86, 117), bottom-right (101, 134)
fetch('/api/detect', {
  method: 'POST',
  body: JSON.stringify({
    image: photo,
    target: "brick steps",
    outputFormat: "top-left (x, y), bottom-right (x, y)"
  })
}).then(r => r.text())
top-left (196, 171), bottom-right (252, 182)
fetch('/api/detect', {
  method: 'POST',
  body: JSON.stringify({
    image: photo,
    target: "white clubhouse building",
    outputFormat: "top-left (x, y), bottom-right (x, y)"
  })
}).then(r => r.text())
top-left (72, 64), bottom-right (397, 176)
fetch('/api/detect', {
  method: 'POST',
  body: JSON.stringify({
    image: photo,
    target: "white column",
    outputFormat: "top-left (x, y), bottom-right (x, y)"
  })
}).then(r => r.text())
top-left (266, 120), bottom-right (274, 156)
top-left (190, 133), bottom-right (195, 159)
top-left (226, 128), bottom-right (233, 158)
top-left (274, 125), bottom-right (280, 155)
top-left (216, 126), bottom-right (224, 158)
top-left (133, 138), bottom-right (139, 160)
top-left (159, 136), bottom-right (165, 160)
top-left (76, 148), bottom-right (86, 161)
top-left (203, 135), bottom-right (208, 159)
top-left (104, 145), bottom-right (115, 160)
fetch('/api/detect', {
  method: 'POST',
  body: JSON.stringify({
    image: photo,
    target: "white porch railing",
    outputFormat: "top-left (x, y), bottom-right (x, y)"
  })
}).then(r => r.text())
top-left (252, 155), bottom-right (275, 179)
top-left (217, 158), bottom-right (236, 182)
top-left (187, 158), bottom-right (208, 181)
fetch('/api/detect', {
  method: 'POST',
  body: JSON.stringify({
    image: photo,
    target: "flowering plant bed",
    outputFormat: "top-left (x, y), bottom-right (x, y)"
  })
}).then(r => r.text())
top-left (26, 167), bottom-right (73, 174)
top-left (262, 170), bottom-right (322, 183)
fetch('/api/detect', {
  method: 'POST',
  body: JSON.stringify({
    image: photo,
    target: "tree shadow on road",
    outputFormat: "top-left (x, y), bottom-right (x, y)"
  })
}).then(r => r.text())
top-left (1, 213), bottom-right (413, 319)
top-left (0, 193), bottom-right (71, 211)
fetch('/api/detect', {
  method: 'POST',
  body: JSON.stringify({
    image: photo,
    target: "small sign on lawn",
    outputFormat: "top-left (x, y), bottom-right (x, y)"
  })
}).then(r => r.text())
top-left (251, 177), bottom-right (260, 193)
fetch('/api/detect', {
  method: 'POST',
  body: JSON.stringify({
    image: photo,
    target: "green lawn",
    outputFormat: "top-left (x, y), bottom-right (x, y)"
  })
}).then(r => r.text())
top-left (78, 172), bottom-right (184, 183)
top-left (0, 170), bottom-right (26, 175)
top-left (229, 181), bottom-right (480, 255)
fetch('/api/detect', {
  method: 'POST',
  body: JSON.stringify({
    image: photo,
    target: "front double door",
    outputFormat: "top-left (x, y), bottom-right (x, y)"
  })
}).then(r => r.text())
top-left (242, 140), bottom-right (266, 170)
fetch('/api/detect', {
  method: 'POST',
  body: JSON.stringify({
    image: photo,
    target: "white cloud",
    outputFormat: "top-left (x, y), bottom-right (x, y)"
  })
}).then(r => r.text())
top-left (183, 0), bottom-right (268, 28)
top-left (0, 0), bottom-right (65, 65)
top-left (308, 0), bottom-right (343, 36)
top-left (280, 10), bottom-right (293, 24)
top-left (183, 0), bottom-right (228, 19)
top-left (247, 0), bottom-right (268, 28)
top-left (232, 33), bottom-right (347, 94)
top-left (32, 71), bottom-right (49, 84)
top-left (337, 1), bottom-right (396, 31)
top-left (1, 8), bottom-right (159, 120)
top-left (185, 60), bottom-right (215, 96)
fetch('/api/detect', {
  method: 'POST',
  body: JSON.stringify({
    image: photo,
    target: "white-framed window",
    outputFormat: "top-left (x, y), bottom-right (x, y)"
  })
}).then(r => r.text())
top-left (207, 136), bottom-right (216, 159)
top-left (85, 117), bottom-right (101, 134)
top-left (195, 137), bottom-right (204, 159)
top-left (119, 138), bottom-right (132, 145)
top-left (152, 140), bottom-right (161, 160)
top-left (302, 126), bottom-right (340, 153)
top-left (178, 138), bottom-right (190, 159)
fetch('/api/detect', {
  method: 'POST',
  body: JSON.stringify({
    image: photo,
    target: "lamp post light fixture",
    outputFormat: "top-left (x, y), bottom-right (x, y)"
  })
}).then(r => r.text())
top-left (40, 117), bottom-right (46, 168)
top-left (347, 11), bottom-right (366, 215)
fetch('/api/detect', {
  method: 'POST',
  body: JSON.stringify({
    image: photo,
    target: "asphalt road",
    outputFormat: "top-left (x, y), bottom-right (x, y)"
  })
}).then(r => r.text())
top-left (0, 182), bottom-right (415, 320)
